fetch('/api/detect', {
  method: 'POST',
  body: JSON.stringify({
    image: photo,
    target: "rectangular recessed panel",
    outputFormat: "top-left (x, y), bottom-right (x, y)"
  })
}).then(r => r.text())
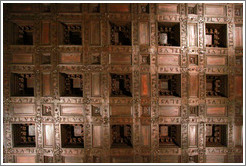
top-left (60, 53), bottom-right (81, 63)
top-left (12, 54), bottom-right (32, 64)
top-left (64, 156), bottom-right (83, 163)
top-left (158, 4), bottom-right (179, 13)
top-left (159, 106), bottom-right (180, 117)
top-left (235, 25), bottom-right (243, 47)
top-left (43, 73), bottom-right (51, 96)
top-left (110, 54), bottom-right (131, 65)
top-left (234, 125), bottom-right (243, 146)
top-left (90, 20), bottom-right (101, 45)
top-left (91, 73), bottom-right (101, 97)
top-left (111, 157), bottom-right (133, 163)
top-left (141, 125), bottom-right (150, 146)
top-left (206, 155), bottom-right (225, 163)
top-left (16, 156), bottom-right (36, 163)
top-left (60, 105), bottom-right (83, 116)
top-left (159, 55), bottom-right (179, 66)
top-left (41, 22), bottom-right (50, 44)
top-left (141, 74), bottom-right (149, 97)
top-left (93, 126), bottom-right (101, 148)
top-left (189, 74), bottom-right (199, 97)
top-left (188, 24), bottom-right (197, 47)
top-left (13, 104), bottom-right (35, 115)
top-left (189, 125), bottom-right (197, 147)
top-left (108, 4), bottom-right (130, 12)
top-left (139, 22), bottom-right (149, 45)
top-left (159, 155), bottom-right (181, 163)
top-left (205, 5), bottom-right (225, 16)
top-left (207, 56), bottom-right (226, 66)
top-left (10, 4), bottom-right (34, 12)
top-left (57, 4), bottom-right (82, 12)
top-left (43, 124), bottom-right (53, 147)
top-left (110, 105), bottom-right (132, 116)
top-left (235, 76), bottom-right (243, 97)
top-left (207, 106), bottom-right (226, 116)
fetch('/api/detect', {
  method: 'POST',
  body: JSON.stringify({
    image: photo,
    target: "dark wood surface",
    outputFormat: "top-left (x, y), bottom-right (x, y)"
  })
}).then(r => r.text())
top-left (3, 3), bottom-right (243, 163)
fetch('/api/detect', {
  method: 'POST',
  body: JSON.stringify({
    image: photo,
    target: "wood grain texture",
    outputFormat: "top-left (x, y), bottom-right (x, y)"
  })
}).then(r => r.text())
top-left (235, 25), bottom-right (243, 47)
top-left (13, 104), bottom-right (35, 115)
top-left (207, 56), bottom-right (226, 66)
top-left (159, 155), bottom-right (181, 163)
top-left (91, 73), bottom-right (101, 97)
top-left (188, 24), bottom-right (197, 47)
top-left (189, 74), bottom-right (199, 97)
top-left (235, 76), bottom-right (243, 97)
top-left (12, 54), bottom-right (32, 64)
top-left (189, 125), bottom-right (197, 147)
top-left (207, 106), bottom-right (226, 116)
top-left (139, 22), bottom-right (149, 45)
top-left (141, 74), bottom-right (149, 96)
top-left (110, 54), bottom-right (131, 65)
top-left (141, 125), bottom-right (150, 146)
top-left (159, 106), bottom-right (180, 117)
top-left (206, 155), bottom-right (226, 163)
top-left (60, 105), bottom-right (83, 116)
top-left (110, 105), bottom-right (132, 116)
top-left (43, 124), bottom-right (53, 147)
top-left (158, 4), bottom-right (179, 14)
top-left (108, 4), bottom-right (130, 12)
top-left (43, 73), bottom-right (51, 96)
top-left (41, 22), bottom-right (50, 44)
top-left (93, 126), bottom-right (102, 147)
top-left (64, 156), bottom-right (83, 163)
top-left (159, 55), bottom-right (180, 66)
top-left (205, 4), bottom-right (226, 16)
top-left (234, 125), bottom-right (243, 146)
top-left (16, 156), bottom-right (36, 163)
top-left (90, 20), bottom-right (101, 45)
top-left (60, 53), bottom-right (81, 64)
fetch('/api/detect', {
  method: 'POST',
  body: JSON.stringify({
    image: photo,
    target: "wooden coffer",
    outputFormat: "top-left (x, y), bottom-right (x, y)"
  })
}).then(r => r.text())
top-left (3, 3), bottom-right (243, 163)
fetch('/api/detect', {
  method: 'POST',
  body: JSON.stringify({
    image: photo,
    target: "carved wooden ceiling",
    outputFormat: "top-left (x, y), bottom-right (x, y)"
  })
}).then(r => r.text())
top-left (2, 3), bottom-right (243, 163)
